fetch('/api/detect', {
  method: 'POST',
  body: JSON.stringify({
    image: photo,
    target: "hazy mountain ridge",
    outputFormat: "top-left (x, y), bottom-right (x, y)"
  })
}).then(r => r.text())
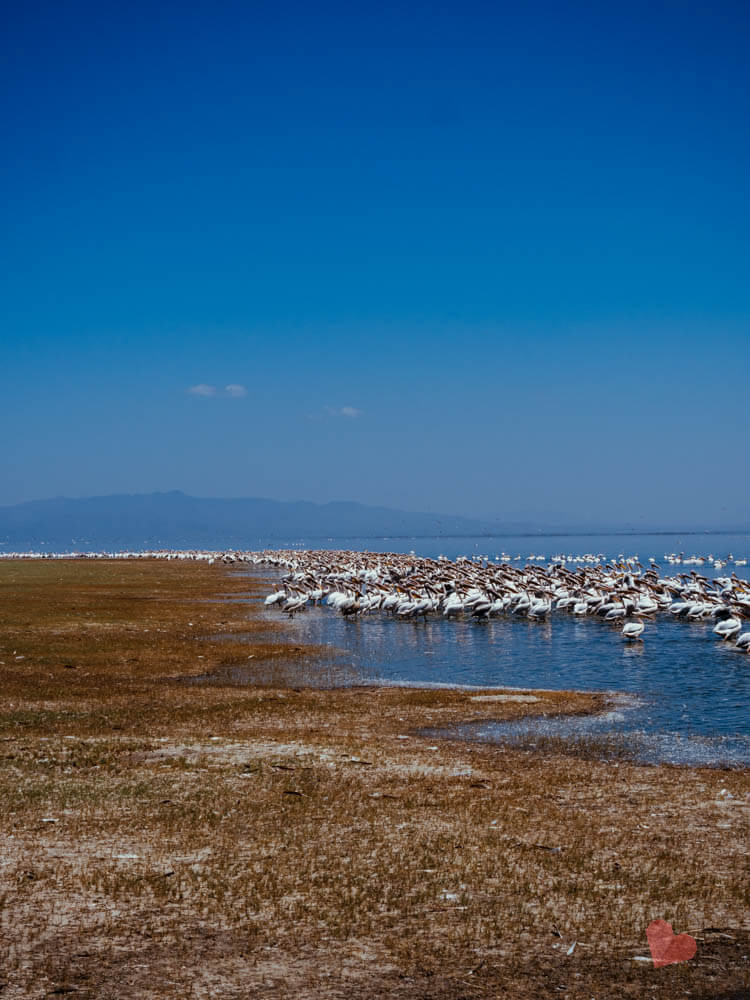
top-left (0, 491), bottom-right (517, 551)
top-left (0, 492), bottom-right (746, 552)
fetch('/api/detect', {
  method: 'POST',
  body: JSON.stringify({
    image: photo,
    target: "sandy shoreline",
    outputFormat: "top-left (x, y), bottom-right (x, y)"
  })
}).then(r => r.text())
top-left (0, 558), bottom-right (747, 998)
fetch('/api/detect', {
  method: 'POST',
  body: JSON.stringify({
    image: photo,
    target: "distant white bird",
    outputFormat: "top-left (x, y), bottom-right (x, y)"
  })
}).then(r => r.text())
top-left (442, 594), bottom-right (464, 617)
top-left (264, 589), bottom-right (287, 606)
top-left (669, 602), bottom-right (692, 617)
top-left (635, 596), bottom-right (659, 616)
top-left (713, 617), bottom-right (741, 641)
top-left (621, 620), bottom-right (645, 641)
top-left (340, 595), bottom-right (361, 617)
top-left (381, 592), bottom-right (401, 612)
top-left (282, 593), bottom-right (307, 614)
top-left (396, 598), bottom-right (419, 618)
top-left (605, 604), bottom-right (626, 621)
top-left (513, 593), bottom-right (531, 615)
top-left (470, 599), bottom-right (492, 619)
top-left (529, 597), bottom-right (552, 618)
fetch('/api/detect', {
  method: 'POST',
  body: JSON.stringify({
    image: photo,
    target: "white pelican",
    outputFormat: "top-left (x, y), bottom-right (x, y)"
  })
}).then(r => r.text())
top-left (621, 620), bottom-right (645, 641)
top-left (264, 589), bottom-right (287, 606)
top-left (282, 594), bottom-right (307, 614)
top-left (340, 595), bottom-right (361, 617)
top-left (528, 596), bottom-right (552, 618)
top-left (713, 617), bottom-right (741, 641)
top-left (605, 604), bottom-right (626, 621)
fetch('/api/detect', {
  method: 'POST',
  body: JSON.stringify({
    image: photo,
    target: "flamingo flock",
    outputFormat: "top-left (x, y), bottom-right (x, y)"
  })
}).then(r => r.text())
top-left (256, 549), bottom-right (750, 652)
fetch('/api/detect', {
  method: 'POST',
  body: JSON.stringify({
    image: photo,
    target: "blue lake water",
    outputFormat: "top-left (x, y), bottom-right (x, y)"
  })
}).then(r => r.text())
top-left (240, 533), bottom-right (750, 767)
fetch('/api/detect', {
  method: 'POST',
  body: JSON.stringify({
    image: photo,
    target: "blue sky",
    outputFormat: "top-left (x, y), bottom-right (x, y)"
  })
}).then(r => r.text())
top-left (3, 0), bottom-right (749, 525)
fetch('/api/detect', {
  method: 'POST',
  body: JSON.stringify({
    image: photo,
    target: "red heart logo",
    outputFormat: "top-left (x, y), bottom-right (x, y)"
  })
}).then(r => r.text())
top-left (646, 919), bottom-right (697, 968)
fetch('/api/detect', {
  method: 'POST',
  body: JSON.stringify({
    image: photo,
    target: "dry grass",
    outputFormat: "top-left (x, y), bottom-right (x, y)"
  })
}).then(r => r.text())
top-left (0, 558), bottom-right (747, 999)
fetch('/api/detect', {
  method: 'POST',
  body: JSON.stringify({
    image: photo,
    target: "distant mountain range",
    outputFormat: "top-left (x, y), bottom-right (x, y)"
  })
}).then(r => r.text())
top-left (0, 492), bottom-right (746, 552)
top-left (0, 491), bottom-right (514, 551)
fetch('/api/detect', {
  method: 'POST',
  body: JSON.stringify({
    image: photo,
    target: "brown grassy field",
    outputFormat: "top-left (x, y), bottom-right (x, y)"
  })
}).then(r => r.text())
top-left (0, 558), bottom-right (747, 999)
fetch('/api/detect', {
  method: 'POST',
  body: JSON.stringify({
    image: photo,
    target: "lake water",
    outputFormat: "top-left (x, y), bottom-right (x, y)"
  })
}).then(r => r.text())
top-left (241, 532), bottom-right (750, 768)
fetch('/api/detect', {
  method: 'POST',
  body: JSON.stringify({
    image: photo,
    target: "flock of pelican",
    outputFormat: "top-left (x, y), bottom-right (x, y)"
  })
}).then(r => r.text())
top-left (255, 549), bottom-right (750, 652)
top-left (3, 546), bottom-right (749, 652)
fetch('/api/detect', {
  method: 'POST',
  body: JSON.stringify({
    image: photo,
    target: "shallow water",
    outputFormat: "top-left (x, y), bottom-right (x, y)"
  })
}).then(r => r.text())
top-left (238, 533), bottom-right (750, 767)
top-left (257, 598), bottom-right (749, 762)
top-left (435, 711), bottom-right (750, 768)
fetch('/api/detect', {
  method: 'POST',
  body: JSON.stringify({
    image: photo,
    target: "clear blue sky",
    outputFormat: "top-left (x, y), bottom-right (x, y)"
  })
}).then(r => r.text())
top-left (3, 0), bottom-right (749, 526)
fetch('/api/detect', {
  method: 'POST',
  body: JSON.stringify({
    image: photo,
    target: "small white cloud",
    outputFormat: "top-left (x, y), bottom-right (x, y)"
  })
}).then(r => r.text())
top-left (325, 405), bottom-right (362, 419)
top-left (187, 383), bottom-right (248, 399)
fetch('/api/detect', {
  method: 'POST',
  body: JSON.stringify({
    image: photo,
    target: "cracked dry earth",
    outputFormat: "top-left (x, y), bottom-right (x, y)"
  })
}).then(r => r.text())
top-left (0, 558), bottom-right (747, 999)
